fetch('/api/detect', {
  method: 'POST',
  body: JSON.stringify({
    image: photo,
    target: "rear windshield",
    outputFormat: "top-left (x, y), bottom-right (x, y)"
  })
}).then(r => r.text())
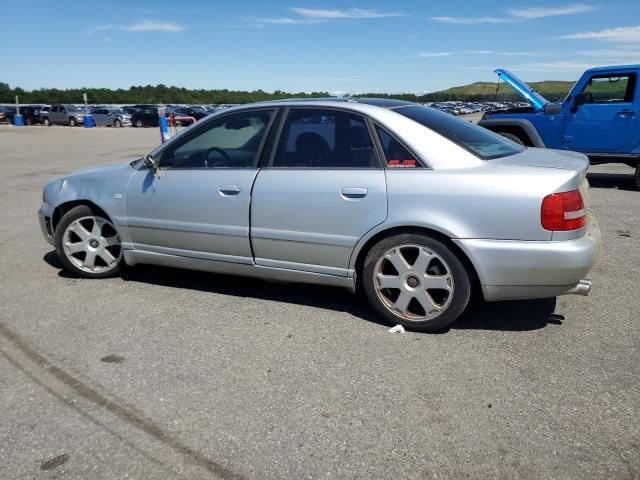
top-left (395, 105), bottom-right (524, 160)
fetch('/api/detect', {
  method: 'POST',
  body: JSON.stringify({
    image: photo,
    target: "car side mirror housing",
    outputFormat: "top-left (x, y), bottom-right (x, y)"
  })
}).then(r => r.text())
top-left (543, 102), bottom-right (562, 114)
top-left (574, 93), bottom-right (588, 107)
top-left (144, 154), bottom-right (159, 171)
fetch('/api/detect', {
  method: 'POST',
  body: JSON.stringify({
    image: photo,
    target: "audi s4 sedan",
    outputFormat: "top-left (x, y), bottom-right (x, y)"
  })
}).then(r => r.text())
top-left (38, 98), bottom-right (601, 332)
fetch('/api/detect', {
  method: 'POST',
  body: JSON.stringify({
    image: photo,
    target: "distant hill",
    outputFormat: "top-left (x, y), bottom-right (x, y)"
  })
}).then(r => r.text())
top-left (427, 80), bottom-right (576, 102)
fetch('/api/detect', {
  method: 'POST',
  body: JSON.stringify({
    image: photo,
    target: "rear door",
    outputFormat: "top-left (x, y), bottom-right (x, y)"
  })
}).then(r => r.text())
top-left (563, 72), bottom-right (639, 152)
top-left (92, 109), bottom-right (107, 126)
top-left (50, 105), bottom-right (61, 124)
top-left (251, 107), bottom-right (387, 276)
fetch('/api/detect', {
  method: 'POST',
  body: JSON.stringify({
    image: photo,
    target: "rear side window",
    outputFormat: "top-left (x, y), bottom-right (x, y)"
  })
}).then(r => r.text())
top-left (273, 108), bottom-right (379, 168)
top-left (376, 127), bottom-right (418, 168)
top-left (396, 105), bottom-right (524, 160)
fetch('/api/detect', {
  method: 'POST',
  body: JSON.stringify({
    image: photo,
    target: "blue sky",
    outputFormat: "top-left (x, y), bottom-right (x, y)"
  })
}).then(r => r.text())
top-left (3, 1), bottom-right (640, 93)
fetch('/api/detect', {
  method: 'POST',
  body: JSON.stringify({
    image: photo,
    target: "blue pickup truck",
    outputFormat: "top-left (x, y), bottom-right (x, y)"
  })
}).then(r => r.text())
top-left (478, 65), bottom-right (640, 189)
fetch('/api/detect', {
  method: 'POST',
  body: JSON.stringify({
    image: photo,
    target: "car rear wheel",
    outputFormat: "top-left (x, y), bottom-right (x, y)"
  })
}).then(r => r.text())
top-left (498, 132), bottom-right (525, 145)
top-left (114, 119), bottom-right (122, 128)
top-left (43, 117), bottom-right (51, 126)
top-left (362, 233), bottom-right (471, 332)
top-left (135, 119), bottom-right (143, 128)
top-left (25, 117), bottom-right (33, 126)
top-left (54, 205), bottom-right (123, 279)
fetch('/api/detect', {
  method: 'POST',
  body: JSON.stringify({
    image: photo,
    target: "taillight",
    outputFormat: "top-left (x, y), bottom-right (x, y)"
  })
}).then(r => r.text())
top-left (541, 189), bottom-right (586, 231)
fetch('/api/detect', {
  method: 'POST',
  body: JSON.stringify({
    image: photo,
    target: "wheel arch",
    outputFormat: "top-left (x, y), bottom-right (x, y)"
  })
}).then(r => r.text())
top-left (51, 200), bottom-right (112, 234)
top-left (351, 225), bottom-right (482, 299)
top-left (478, 118), bottom-right (545, 147)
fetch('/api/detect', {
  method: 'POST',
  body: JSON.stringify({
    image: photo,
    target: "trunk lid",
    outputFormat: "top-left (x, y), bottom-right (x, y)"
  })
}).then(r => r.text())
top-left (495, 69), bottom-right (549, 111)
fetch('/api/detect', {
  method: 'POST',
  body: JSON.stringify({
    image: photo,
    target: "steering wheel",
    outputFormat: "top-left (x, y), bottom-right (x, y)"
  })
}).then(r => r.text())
top-left (204, 147), bottom-right (231, 167)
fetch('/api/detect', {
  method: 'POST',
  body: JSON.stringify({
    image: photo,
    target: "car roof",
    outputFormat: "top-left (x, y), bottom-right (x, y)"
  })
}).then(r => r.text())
top-left (584, 64), bottom-right (640, 74)
top-left (255, 97), bottom-right (416, 109)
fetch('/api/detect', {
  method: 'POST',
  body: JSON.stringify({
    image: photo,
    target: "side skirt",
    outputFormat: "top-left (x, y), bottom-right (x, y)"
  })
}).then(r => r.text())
top-left (123, 249), bottom-right (356, 292)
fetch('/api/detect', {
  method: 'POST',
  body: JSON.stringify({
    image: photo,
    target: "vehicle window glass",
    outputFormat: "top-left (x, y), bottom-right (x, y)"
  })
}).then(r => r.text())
top-left (161, 110), bottom-right (274, 169)
top-left (273, 109), bottom-right (378, 168)
top-left (581, 74), bottom-right (635, 103)
top-left (376, 127), bottom-right (418, 168)
top-left (396, 105), bottom-right (524, 160)
top-left (51, 106), bottom-right (58, 113)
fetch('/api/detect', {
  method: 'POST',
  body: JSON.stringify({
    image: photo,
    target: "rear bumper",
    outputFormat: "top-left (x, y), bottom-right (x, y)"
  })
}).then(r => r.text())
top-left (38, 203), bottom-right (55, 246)
top-left (454, 217), bottom-right (601, 301)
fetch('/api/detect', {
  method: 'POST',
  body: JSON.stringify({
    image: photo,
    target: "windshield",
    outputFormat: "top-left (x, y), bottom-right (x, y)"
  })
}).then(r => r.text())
top-left (395, 105), bottom-right (524, 160)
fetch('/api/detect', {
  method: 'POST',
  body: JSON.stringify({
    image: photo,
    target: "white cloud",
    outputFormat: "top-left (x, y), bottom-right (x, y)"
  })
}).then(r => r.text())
top-left (509, 4), bottom-right (595, 19)
top-left (557, 25), bottom-right (640, 42)
top-left (577, 48), bottom-right (640, 57)
top-left (290, 7), bottom-right (405, 19)
top-left (431, 16), bottom-right (513, 24)
top-left (124, 20), bottom-right (185, 32)
top-left (516, 61), bottom-right (603, 71)
top-left (258, 17), bottom-right (313, 25)
top-left (416, 52), bottom-right (452, 58)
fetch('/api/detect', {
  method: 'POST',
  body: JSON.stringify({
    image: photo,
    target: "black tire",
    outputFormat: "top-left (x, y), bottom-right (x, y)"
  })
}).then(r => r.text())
top-left (635, 165), bottom-right (640, 191)
top-left (362, 233), bottom-right (472, 332)
top-left (69, 117), bottom-right (77, 127)
top-left (25, 117), bottom-right (33, 126)
top-left (498, 132), bottom-right (525, 145)
top-left (135, 118), bottom-right (143, 128)
top-left (43, 117), bottom-right (51, 126)
top-left (54, 205), bottom-right (123, 279)
top-left (114, 119), bottom-right (122, 128)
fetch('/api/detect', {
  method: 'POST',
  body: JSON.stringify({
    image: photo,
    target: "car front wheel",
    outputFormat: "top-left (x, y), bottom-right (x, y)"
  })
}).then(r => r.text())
top-left (362, 233), bottom-right (471, 332)
top-left (54, 205), bottom-right (123, 278)
top-left (69, 117), bottom-right (77, 127)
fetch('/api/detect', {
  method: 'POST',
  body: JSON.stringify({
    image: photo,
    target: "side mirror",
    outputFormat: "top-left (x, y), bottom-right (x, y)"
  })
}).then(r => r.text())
top-left (543, 102), bottom-right (562, 114)
top-left (144, 154), bottom-right (159, 171)
top-left (574, 93), bottom-right (589, 107)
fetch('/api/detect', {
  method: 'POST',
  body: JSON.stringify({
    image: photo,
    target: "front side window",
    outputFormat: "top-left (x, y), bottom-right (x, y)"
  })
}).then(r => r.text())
top-left (273, 108), bottom-right (379, 168)
top-left (161, 110), bottom-right (274, 169)
top-left (396, 105), bottom-right (524, 160)
top-left (580, 74), bottom-right (635, 103)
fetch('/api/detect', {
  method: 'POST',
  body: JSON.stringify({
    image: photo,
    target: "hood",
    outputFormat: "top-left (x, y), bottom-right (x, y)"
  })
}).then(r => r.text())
top-left (66, 161), bottom-right (134, 178)
top-left (495, 69), bottom-right (549, 111)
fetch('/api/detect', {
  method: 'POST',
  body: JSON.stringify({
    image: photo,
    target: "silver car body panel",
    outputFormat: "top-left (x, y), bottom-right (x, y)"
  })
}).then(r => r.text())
top-left (38, 100), bottom-right (601, 301)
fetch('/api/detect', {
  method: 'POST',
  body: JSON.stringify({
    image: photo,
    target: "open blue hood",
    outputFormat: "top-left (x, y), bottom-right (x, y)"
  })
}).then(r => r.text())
top-left (495, 69), bottom-right (549, 111)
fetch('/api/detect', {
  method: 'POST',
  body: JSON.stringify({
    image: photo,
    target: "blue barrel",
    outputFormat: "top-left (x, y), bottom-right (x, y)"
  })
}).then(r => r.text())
top-left (13, 114), bottom-right (23, 126)
top-left (83, 115), bottom-right (94, 128)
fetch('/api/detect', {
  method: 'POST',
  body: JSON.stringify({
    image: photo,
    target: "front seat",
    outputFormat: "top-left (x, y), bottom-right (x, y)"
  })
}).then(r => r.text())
top-left (295, 132), bottom-right (330, 167)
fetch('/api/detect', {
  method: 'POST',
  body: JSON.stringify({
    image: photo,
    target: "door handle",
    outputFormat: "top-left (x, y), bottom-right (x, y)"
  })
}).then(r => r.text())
top-left (616, 110), bottom-right (635, 118)
top-left (218, 185), bottom-right (241, 195)
top-left (340, 187), bottom-right (368, 199)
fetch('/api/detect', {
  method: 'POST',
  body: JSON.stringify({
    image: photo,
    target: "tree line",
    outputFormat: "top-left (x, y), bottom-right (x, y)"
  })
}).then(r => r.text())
top-left (0, 81), bottom-right (568, 105)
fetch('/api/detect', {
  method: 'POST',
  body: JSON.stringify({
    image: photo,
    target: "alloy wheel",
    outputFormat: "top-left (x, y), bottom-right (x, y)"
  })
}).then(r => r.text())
top-left (62, 216), bottom-right (122, 273)
top-left (373, 244), bottom-right (454, 321)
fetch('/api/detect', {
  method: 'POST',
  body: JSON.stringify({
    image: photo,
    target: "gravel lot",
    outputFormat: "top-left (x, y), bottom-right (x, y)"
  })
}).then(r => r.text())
top-left (1, 125), bottom-right (639, 479)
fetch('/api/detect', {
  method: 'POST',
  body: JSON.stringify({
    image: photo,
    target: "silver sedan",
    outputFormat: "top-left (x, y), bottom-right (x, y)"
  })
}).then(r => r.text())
top-left (38, 99), bottom-right (601, 332)
top-left (89, 108), bottom-right (132, 127)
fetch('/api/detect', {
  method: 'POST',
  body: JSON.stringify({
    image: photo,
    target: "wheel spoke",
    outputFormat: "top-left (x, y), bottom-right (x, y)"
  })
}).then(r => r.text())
top-left (91, 219), bottom-right (102, 236)
top-left (65, 242), bottom-right (85, 254)
top-left (412, 248), bottom-right (433, 274)
top-left (376, 274), bottom-right (402, 290)
top-left (98, 249), bottom-right (116, 266)
top-left (69, 222), bottom-right (90, 240)
top-left (104, 235), bottom-right (120, 247)
top-left (415, 290), bottom-right (442, 315)
top-left (425, 274), bottom-right (451, 291)
top-left (385, 249), bottom-right (410, 275)
top-left (84, 251), bottom-right (97, 270)
top-left (393, 291), bottom-right (412, 314)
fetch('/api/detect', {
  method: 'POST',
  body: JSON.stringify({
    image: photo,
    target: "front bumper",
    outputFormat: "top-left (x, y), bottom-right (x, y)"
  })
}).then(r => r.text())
top-left (38, 203), bottom-right (55, 246)
top-left (454, 216), bottom-right (601, 301)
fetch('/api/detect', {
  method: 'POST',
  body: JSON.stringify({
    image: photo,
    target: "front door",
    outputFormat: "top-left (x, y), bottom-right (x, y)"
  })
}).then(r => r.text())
top-left (563, 72), bottom-right (639, 153)
top-left (251, 107), bottom-right (387, 276)
top-left (126, 108), bottom-right (276, 263)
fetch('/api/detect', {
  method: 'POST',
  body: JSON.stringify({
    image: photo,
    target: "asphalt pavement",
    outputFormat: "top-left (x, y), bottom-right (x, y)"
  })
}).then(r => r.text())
top-left (0, 125), bottom-right (638, 479)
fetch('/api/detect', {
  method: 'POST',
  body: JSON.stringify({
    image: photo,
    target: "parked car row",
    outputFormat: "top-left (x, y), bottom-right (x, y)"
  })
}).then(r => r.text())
top-left (0, 103), bottom-right (227, 127)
